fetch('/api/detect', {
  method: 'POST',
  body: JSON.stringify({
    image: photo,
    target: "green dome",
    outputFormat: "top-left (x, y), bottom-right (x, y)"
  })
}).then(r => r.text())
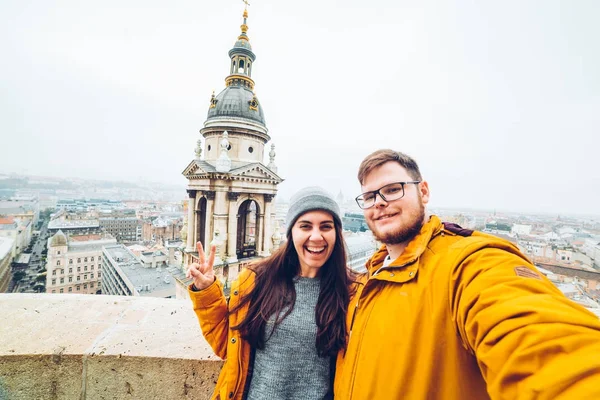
top-left (207, 85), bottom-right (265, 126)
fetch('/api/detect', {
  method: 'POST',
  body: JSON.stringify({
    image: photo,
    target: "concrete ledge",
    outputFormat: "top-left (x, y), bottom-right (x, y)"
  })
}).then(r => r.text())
top-left (0, 294), bottom-right (223, 399)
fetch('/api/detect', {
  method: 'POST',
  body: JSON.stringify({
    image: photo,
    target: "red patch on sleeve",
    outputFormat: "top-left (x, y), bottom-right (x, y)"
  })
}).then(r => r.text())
top-left (514, 266), bottom-right (542, 280)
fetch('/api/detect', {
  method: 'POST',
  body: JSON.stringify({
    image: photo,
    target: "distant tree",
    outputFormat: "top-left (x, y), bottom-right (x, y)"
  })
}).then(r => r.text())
top-left (39, 208), bottom-right (53, 220)
top-left (35, 274), bottom-right (46, 283)
top-left (12, 271), bottom-right (26, 284)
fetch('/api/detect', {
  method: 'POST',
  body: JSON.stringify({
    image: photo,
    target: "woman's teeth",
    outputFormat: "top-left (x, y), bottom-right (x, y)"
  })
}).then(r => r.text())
top-left (306, 246), bottom-right (325, 254)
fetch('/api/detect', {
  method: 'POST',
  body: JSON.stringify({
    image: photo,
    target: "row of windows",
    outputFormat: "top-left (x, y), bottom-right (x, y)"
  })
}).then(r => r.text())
top-left (55, 256), bottom-right (96, 266)
top-left (52, 272), bottom-right (99, 285)
top-left (52, 282), bottom-right (95, 293)
top-left (52, 265), bottom-right (96, 275)
top-left (102, 264), bottom-right (132, 296)
top-left (103, 223), bottom-right (137, 226)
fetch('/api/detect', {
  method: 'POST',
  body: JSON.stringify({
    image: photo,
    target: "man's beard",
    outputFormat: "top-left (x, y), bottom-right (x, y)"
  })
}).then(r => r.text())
top-left (369, 200), bottom-right (425, 245)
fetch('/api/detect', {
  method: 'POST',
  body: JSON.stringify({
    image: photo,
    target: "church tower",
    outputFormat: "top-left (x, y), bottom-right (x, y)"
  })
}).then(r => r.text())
top-left (182, 6), bottom-right (283, 282)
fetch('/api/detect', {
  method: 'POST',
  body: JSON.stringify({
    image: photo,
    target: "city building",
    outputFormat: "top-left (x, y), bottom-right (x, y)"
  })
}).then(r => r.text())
top-left (0, 237), bottom-right (15, 292)
top-left (47, 216), bottom-right (101, 235)
top-left (45, 230), bottom-right (116, 294)
top-left (101, 244), bottom-right (175, 298)
top-left (0, 198), bottom-right (39, 226)
top-left (484, 220), bottom-right (512, 234)
top-left (141, 215), bottom-right (182, 244)
top-left (181, 7), bottom-right (282, 285)
top-left (56, 199), bottom-right (123, 212)
top-left (0, 216), bottom-right (32, 258)
top-left (99, 216), bottom-right (141, 242)
top-left (342, 212), bottom-right (369, 233)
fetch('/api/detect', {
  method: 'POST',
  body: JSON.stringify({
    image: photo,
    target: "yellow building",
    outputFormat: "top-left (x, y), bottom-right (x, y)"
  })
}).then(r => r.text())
top-left (0, 237), bottom-right (14, 292)
top-left (45, 231), bottom-right (116, 295)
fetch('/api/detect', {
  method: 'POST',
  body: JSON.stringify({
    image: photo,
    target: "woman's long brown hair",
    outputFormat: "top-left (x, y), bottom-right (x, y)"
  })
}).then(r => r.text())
top-left (230, 217), bottom-right (353, 357)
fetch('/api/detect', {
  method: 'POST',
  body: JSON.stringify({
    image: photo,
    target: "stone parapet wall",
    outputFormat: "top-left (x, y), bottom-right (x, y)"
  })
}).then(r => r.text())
top-left (0, 294), bottom-right (222, 399)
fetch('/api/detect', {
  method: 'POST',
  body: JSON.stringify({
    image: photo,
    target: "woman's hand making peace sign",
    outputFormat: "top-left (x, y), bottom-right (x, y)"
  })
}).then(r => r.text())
top-left (186, 241), bottom-right (217, 291)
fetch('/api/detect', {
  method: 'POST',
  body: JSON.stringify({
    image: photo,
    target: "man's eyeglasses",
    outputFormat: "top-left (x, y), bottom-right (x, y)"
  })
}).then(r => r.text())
top-left (355, 181), bottom-right (421, 209)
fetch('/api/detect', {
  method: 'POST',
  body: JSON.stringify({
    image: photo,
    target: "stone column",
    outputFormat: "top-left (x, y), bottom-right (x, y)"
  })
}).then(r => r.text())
top-left (204, 191), bottom-right (215, 252)
top-left (227, 192), bottom-right (239, 263)
top-left (212, 190), bottom-right (228, 262)
top-left (256, 212), bottom-right (264, 255)
top-left (261, 194), bottom-right (275, 256)
top-left (185, 190), bottom-right (196, 252)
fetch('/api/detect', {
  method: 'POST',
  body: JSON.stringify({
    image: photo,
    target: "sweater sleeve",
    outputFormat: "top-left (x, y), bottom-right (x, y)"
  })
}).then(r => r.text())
top-left (450, 244), bottom-right (600, 400)
top-left (189, 279), bottom-right (229, 360)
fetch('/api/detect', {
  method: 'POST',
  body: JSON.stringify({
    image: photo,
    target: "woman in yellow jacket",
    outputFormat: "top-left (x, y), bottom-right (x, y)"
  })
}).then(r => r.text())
top-left (187, 187), bottom-right (355, 400)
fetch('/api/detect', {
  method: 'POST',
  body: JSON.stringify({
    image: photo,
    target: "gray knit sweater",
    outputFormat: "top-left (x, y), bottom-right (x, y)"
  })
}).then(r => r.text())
top-left (246, 276), bottom-right (332, 400)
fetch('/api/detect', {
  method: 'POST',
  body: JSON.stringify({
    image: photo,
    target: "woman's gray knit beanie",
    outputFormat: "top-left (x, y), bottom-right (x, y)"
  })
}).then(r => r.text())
top-left (286, 186), bottom-right (342, 235)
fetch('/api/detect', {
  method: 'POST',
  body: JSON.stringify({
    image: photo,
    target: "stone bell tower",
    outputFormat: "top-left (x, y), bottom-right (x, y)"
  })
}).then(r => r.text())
top-left (182, 6), bottom-right (283, 283)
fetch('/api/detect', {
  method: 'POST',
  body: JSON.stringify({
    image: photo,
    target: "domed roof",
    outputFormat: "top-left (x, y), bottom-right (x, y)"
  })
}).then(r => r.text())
top-left (233, 38), bottom-right (252, 51)
top-left (50, 230), bottom-right (67, 247)
top-left (207, 85), bottom-right (265, 126)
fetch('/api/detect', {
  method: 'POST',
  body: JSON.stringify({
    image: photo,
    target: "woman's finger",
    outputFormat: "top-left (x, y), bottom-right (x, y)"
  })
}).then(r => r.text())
top-left (207, 244), bottom-right (217, 271)
top-left (196, 241), bottom-right (206, 265)
top-left (186, 263), bottom-right (200, 278)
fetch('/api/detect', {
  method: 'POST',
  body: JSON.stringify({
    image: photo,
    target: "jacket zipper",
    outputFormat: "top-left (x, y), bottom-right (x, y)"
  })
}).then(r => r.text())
top-left (346, 288), bottom-right (375, 400)
top-left (345, 258), bottom-right (417, 399)
top-left (348, 300), bottom-right (360, 337)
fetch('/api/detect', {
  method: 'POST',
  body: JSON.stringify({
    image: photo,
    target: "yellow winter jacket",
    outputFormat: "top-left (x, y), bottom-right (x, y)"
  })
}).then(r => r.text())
top-left (334, 215), bottom-right (600, 400)
top-left (189, 268), bottom-right (255, 400)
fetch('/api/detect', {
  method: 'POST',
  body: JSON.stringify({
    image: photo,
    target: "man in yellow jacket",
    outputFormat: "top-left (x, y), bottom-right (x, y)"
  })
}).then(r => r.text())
top-left (334, 149), bottom-right (600, 400)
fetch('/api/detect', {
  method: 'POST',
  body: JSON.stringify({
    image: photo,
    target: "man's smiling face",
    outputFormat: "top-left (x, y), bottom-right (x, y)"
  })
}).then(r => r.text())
top-left (361, 161), bottom-right (429, 246)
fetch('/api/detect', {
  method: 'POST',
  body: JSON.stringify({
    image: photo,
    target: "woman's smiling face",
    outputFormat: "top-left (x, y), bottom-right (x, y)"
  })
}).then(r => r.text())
top-left (291, 210), bottom-right (337, 277)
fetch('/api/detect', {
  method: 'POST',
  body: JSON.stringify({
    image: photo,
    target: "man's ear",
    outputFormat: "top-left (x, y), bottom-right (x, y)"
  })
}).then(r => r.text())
top-left (420, 181), bottom-right (430, 205)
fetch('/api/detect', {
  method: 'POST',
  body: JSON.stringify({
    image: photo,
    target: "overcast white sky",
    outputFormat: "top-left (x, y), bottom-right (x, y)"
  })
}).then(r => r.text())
top-left (1, 1), bottom-right (598, 215)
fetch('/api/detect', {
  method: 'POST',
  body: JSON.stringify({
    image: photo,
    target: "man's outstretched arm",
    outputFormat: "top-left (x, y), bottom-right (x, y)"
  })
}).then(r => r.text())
top-left (451, 244), bottom-right (600, 400)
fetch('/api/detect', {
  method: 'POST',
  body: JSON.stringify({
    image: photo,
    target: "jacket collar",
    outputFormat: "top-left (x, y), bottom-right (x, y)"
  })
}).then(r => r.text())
top-left (367, 215), bottom-right (443, 277)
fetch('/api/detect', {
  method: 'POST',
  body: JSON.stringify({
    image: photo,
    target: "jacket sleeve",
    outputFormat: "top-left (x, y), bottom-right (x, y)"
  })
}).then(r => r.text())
top-left (189, 279), bottom-right (229, 360)
top-left (450, 243), bottom-right (600, 400)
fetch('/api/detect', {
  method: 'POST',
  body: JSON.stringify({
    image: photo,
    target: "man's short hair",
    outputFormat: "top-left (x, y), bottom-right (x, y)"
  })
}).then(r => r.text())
top-left (358, 149), bottom-right (423, 184)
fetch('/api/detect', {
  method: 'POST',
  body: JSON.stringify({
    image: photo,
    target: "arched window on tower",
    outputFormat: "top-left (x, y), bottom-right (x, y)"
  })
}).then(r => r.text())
top-left (196, 197), bottom-right (207, 251)
top-left (237, 200), bottom-right (258, 259)
top-left (238, 59), bottom-right (245, 74)
top-left (232, 59), bottom-right (237, 75)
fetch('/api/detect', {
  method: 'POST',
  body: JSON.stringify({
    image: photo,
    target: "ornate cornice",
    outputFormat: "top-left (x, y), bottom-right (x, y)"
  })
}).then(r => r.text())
top-left (187, 174), bottom-right (283, 185)
top-left (201, 129), bottom-right (269, 144)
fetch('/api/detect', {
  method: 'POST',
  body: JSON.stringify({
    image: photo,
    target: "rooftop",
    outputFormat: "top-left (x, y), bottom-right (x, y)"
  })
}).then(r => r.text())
top-left (0, 222), bottom-right (17, 231)
top-left (70, 234), bottom-right (103, 242)
top-left (15, 253), bottom-right (31, 264)
top-left (48, 219), bottom-right (100, 230)
top-left (99, 216), bottom-right (138, 221)
top-left (66, 237), bottom-right (117, 253)
top-left (103, 244), bottom-right (175, 297)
